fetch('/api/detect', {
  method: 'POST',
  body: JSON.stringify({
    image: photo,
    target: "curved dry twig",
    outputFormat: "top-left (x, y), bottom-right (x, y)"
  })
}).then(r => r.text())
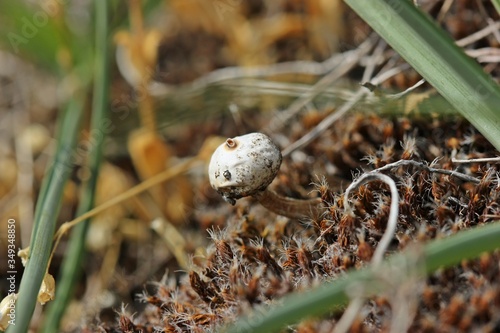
top-left (452, 156), bottom-right (500, 164)
top-left (335, 172), bottom-right (399, 333)
top-left (375, 159), bottom-right (480, 184)
top-left (344, 172), bottom-right (399, 266)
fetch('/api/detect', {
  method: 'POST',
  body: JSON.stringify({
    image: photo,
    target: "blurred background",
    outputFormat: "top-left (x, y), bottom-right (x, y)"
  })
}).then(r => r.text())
top-left (0, 0), bottom-right (498, 331)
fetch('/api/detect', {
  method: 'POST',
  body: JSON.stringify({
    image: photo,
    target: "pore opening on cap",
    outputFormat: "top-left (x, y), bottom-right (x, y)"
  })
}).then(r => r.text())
top-left (225, 138), bottom-right (237, 149)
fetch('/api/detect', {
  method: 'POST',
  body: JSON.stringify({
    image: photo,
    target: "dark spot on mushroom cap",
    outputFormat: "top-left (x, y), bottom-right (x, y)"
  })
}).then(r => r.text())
top-left (264, 158), bottom-right (272, 168)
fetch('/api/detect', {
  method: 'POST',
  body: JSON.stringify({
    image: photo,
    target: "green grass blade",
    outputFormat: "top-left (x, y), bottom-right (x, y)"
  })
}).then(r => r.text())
top-left (492, 0), bottom-right (500, 15)
top-left (0, 2), bottom-right (66, 73)
top-left (343, 0), bottom-right (500, 151)
top-left (7, 101), bottom-right (83, 333)
top-left (222, 221), bottom-right (500, 333)
top-left (40, 1), bottom-right (110, 331)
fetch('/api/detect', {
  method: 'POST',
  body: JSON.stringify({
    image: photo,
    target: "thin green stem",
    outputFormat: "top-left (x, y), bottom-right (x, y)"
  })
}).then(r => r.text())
top-left (41, 1), bottom-right (110, 331)
top-left (7, 101), bottom-right (84, 333)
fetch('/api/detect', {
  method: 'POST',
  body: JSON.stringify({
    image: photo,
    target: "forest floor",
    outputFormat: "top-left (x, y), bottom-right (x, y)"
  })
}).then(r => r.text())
top-left (0, 1), bottom-right (499, 332)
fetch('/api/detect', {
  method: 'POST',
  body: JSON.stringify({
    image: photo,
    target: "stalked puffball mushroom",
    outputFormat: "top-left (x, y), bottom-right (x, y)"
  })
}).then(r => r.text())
top-left (208, 132), bottom-right (322, 219)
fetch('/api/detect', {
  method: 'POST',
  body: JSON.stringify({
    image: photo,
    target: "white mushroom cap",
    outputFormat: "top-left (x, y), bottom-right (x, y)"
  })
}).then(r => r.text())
top-left (208, 132), bottom-right (282, 204)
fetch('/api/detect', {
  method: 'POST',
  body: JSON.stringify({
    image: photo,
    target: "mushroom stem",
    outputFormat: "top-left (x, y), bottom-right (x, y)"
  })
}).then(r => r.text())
top-left (252, 189), bottom-right (322, 219)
